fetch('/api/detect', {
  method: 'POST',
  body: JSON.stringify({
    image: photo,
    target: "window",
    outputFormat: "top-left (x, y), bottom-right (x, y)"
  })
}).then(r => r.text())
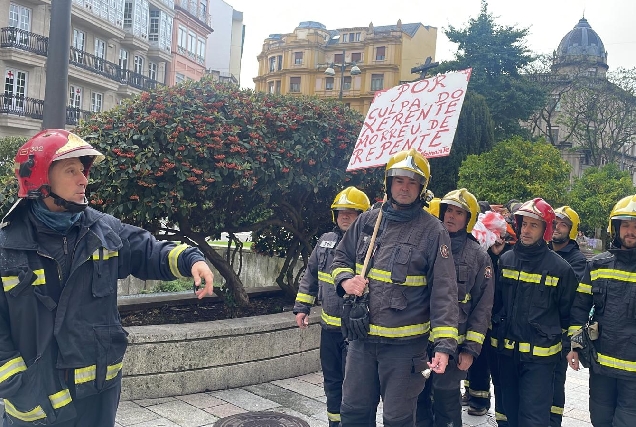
top-left (91, 92), bottom-right (103, 112)
top-left (9, 3), bottom-right (31, 45)
top-left (269, 57), bottom-right (276, 72)
top-left (175, 73), bottom-right (185, 84)
top-left (275, 80), bottom-right (281, 94)
top-left (119, 48), bottom-right (129, 71)
top-left (548, 126), bottom-right (560, 144)
top-left (375, 46), bottom-right (386, 61)
top-left (94, 38), bottom-right (106, 71)
top-left (277, 55), bottom-right (283, 71)
top-left (342, 33), bottom-right (348, 43)
top-left (354, 32), bottom-right (361, 41)
top-left (148, 62), bottom-right (158, 81)
top-left (134, 55), bottom-right (144, 74)
top-left (334, 53), bottom-right (343, 64)
top-left (149, 10), bottom-right (160, 41)
top-left (294, 52), bottom-right (303, 65)
top-left (123, 1), bottom-right (133, 27)
top-left (72, 29), bottom-right (85, 63)
top-left (4, 68), bottom-right (27, 111)
top-left (351, 52), bottom-right (361, 63)
top-left (343, 76), bottom-right (352, 90)
top-left (178, 26), bottom-right (187, 51)
top-left (290, 77), bottom-right (301, 93)
top-left (371, 74), bottom-right (384, 91)
top-left (188, 31), bottom-right (196, 54)
top-left (197, 37), bottom-right (206, 62)
top-left (325, 77), bottom-right (334, 91)
top-left (68, 85), bottom-right (82, 108)
top-left (268, 81), bottom-right (274, 93)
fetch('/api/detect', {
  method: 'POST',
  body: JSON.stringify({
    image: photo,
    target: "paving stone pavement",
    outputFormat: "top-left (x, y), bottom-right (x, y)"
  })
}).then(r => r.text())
top-left (115, 367), bottom-right (593, 427)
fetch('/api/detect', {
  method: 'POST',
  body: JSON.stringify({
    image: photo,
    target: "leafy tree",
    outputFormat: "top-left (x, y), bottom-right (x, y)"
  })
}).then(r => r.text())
top-left (428, 91), bottom-right (494, 196)
top-left (438, 0), bottom-right (545, 140)
top-left (0, 136), bottom-right (26, 209)
top-left (568, 163), bottom-right (634, 244)
top-left (458, 136), bottom-right (571, 205)
top-left (72, 79), bottom-right (382, 306)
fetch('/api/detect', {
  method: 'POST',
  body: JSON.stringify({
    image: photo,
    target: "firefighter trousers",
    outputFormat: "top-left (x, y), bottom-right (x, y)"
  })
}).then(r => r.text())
top-left (415, 357), bottom-right (466, 427)
top-left (550, 357), bottom-right (567, 427)
top-left (589, 370), bottom-right (636, 427)
top-left (321, 328), bottom-right (347, 427)
top-left (465, 344), bottom-right (491, 411)
top-left (487, 335), bottom-right (508, 426)
top-left (498, 354), bottom-right (556, 427)
top-left (341, 339), bottom-right (427, 427)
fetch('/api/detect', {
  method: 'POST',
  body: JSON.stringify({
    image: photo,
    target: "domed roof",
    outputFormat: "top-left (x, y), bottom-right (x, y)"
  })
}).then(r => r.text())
top-left (555, 18), bottom-right (607, 67)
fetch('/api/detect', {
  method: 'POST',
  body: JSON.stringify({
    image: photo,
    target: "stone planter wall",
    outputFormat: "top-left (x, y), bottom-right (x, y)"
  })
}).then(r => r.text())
top-left (120, 307), bottom-right (322, 400)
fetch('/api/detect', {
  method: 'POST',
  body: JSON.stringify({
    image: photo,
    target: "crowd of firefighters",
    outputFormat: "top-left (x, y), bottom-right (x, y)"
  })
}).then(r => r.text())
top-left (293, 148), bottom-right (636, 427)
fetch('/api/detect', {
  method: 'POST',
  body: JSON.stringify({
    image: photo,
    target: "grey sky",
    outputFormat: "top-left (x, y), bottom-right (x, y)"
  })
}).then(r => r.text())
top-left (227, 0), bottom-right (636, 88)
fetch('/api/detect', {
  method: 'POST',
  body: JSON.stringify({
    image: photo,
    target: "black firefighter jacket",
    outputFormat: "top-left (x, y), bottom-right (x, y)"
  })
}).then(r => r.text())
top-left (293, 228), bottom-right (344, 330)
top-left (548, 240), bottom-right (588, 282)
top-left (450, 231), bottom-right (494, 358)
top-left (0, 202), bottom-right (204, 425)
top-left (331, 207), bottom-right (458, 354)
top-left (493, 241), bottom-right (577, 363)
top-left (570, 247), bottom-right (636, 379)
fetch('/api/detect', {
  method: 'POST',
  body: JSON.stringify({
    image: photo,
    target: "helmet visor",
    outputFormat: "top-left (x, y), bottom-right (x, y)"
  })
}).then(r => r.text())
top-left (386, 169), bottom-right (426, 185)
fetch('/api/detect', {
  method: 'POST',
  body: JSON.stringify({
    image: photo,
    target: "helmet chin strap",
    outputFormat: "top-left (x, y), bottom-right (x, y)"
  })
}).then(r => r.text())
top-left (49, 192), bottom-right (88, 213)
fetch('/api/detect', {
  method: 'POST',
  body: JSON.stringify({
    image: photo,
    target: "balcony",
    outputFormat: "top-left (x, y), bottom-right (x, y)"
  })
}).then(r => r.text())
top-left (0, 27), bottom-right (48, 55)
top-left (148, 39), bottom-right (173, 62)
top-left (70, 47), bottom-right (125, 85)
top-left (0, 93), bottom-right (92, 126)
top-left (174, 0), bottom-right (213, 31)
top-left (120, 69), bottom-right (161, 91)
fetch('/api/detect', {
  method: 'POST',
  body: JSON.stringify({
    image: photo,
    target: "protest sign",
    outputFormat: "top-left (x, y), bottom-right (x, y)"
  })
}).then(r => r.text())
top-left (347, 68), bottom-right (472, 171)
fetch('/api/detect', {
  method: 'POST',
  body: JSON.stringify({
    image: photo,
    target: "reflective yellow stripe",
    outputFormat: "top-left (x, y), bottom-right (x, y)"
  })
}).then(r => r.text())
top-left (318, 271), bottom-right (334, 285)
top-left (551, 405), bottom-right (564, 415)
top-left (577, 283), bottom-right (592, 294)
top-left (4, 399), bottom-right (46, 422)
top-left (597, 352), bottom-right (636, 372)
top-left (106, 362), bottom-right (123, 381)
top-left (295, 293), bottom-right (315, 304)
top-left (460, 293), bottom-right (472, 303)
top-left (469, 389), bottom-right (490, 398)
top-left (518, 341), bottom-right (562, 356)
top-left (327, 412), bottom-right (341, 422)
top-left (466, 331), bottom-right (485, 344)
top-left (357, 265), bottom-right (426, 287)
top-left (32, 269), bottom-right (45, 286)
top-left (568, 326), bottom-right (583, 336)
top-left (431, 326), bottom-right (458, 340)
top-left (502, 269), bottom-right (558, 286)
top-left (457, 334), bottom-right (465, 344)
top-left (49, 389), bottom-right (72, 410)
top-left (1, 276), bottom-right (18, 292)
top-left (168, 244), bottom-right (189, 279)
top-left (92, 249), bottom-right (119, 261)
top-left (495, 412), bottom-right (508, 421)
top-left (369, 322), bottom-right (430, 338)
top-left (490, 337), bottom-right (498, 348)
top-left (591, 269), bottom-right (636, 283)
top-left (321, 310), bottom-right (341, 327)
top-left (504, 339), bottom-right (515, 350)
top-left (75, 365), bottom-right (96, 384)
top-left (332, 267), bottom-right (354, 279)
top-left (0, 356), bottom-right (26, 383)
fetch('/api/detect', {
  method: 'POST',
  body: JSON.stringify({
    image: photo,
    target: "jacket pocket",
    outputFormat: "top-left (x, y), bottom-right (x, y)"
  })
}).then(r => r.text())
top-left (388, 287), bottom-right (408, 311)
top-left (591, 280), bottom-right (608, 315)
top-left (530, 271), bottom-right (551, 309)
top-left (91, 248), bottom-right (118, 298)
top-left (390, 246), bottom-right (412, 284)
top-left (530, 321), bottom-right (561, 341)
top-left (93, 325), bottom-right (128, 391)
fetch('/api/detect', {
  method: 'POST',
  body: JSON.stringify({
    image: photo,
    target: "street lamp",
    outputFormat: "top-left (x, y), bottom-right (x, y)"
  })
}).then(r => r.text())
top-left (323, 49), bottom-right (361, 101)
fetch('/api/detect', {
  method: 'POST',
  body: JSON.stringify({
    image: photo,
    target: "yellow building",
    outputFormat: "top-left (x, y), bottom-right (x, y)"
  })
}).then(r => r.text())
top-left (254, 20), bottom-right (437, 115)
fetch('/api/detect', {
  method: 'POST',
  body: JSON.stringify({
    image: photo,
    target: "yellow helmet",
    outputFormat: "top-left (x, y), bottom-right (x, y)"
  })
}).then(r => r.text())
top-left (439, 188), bottom-right (480, 233)
top-left (608, 194), bottom-right (636, 241)
top-left (384, 148), bottom-right (430, 201)
top-left (425, 198), bottom-right (442, 218)
top-left (331, 186), bottom-right (371, 223)
top-left (554, 206), bottom-right (580, 240)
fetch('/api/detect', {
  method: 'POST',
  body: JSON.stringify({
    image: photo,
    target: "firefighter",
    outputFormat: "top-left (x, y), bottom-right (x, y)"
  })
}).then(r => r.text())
top-left (493, 198), bottom-right (577, 427)
top-left (293, 186), bottom-right (370, 427)
top-left (0, 130), bottom-right (215, 427)
top-left (331, 148), bottom-right (458, 427)
top-left (548, 206), bottom-right (587, 427)
top-left (416, 189), bottom-right (494, 427)
top-left (568, 195), bottom-right (636, 427)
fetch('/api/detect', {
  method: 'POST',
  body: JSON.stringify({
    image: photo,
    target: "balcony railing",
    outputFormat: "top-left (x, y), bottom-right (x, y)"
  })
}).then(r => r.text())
top-left (121, 69), bottom-right (161, 90)
top-left (1, 93), bottom-right (93, 125)
top-left (0, 27), bottom-right (48, 56)
top-left (174, 0), bottom-right (213, 28)
top-left (70, 47), bottom-right (124, 82)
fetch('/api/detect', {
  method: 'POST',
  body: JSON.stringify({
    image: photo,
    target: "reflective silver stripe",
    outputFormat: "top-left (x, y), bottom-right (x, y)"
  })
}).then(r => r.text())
top-left (106, 362), bottom-right (123, 381)
top-left (168, 244), bottom-right (189, 279)
top-left (597, 352), bottom-right (636, 372)
top-left (93, 249), bottom-right (119, 261)
top-left (1, 276), bottom-right (19, 292)
top-left (295, 293), bottom-right (315, 304)
top-left (466, 330), bottom-right (485, 344)
top-left (75, 365), bottom-right (96, 384)
top-left (369, 322), bottom-right (430, 338)
top-left (4, 399), bottom-right (46, 422)
top-left (321, 310), bottom-right (341, 327)
top-left (356, 263), bottom-right (427, 287)
top-left (32, 269), bottom-right (45, 286)
top-left (502, 269), bottom-right (558, 286)
top-left (551, 406), bottom-right (564, 415)
top-left (49, 389), bottom-right (72, 410)
top-left (591, 268), bottom-right (636, 283)
top-left (332, 267), bottom-right (354, 279)
top-left (576, 283), bottom-right (592, 294)
top-left (318, 271), bottom-right (334, 284)
top-left (0, 356), bottom-right (26, 383)
top-left (431, 326), bottom-right (458, 340)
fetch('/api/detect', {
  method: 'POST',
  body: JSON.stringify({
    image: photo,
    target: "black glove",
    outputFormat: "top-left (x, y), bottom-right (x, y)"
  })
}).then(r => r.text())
top-left (341, 297), bottom-right (353, 340)
top-left (348, 294), bottom-right (370, 341)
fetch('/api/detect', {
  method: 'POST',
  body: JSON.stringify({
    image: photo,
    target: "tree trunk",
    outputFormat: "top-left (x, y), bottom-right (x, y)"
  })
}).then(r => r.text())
top-left (276, 240), bottom-right (302, 300)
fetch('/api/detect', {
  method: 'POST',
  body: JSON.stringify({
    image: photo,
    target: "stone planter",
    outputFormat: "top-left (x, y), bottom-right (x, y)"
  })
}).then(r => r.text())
top-left (120, 307), bottom-right (322, 400)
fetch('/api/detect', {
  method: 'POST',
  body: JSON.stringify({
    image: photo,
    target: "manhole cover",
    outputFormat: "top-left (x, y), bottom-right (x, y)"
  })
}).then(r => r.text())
top-left (214, 411), bottom-right (310, 427)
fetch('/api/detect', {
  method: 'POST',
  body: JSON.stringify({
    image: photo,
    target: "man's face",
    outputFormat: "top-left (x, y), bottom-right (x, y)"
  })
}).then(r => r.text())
top-left (520, 216), bottom-right (545, 246)
top-left (336, 209), bottom-right (360, 232)
top-left (619, 219), bottom-right (636, 249)
top-left (552, 218), bottom-right (572, 244)
top-left (45, 158), bottom-right (88, 212)
top-left (390, 175), bottom-right (420, 206)
top-left (443, 204), bottom-right (469, 233)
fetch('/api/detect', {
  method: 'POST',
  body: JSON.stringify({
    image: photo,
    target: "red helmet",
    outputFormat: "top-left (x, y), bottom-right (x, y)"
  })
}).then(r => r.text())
top-left (514, 198), bottom-right (555, 242)
top-left (14, 129), bottom-right (103, 199)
